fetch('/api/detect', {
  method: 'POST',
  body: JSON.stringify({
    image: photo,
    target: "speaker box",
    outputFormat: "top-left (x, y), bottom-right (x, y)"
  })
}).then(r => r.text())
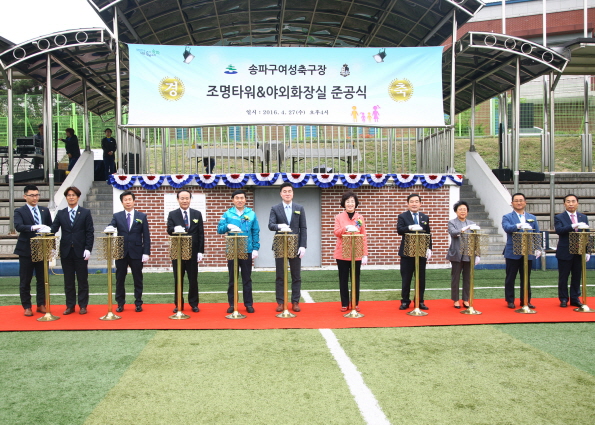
top-left (5, 168), bottom-right (45, 183)
top-left (492, 168), bottom-right (512, 182)
top-left (124, 153), bottom-right (140, 174)
top-left (53, 168), bottom-right (66, 183)
top-left (519, 170), bottom-right (545, 182)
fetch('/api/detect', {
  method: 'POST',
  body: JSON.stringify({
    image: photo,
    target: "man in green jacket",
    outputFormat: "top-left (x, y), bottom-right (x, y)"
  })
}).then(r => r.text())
top-left (217, 189), bottom-right (260, 313)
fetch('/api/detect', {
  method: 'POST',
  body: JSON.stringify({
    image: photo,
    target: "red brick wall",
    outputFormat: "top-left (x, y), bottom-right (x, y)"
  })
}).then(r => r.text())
top-left (128, 185), bottom-right (451, 268)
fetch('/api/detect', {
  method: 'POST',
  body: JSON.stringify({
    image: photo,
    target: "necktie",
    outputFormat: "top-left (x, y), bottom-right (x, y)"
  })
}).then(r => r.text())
top-left (127, 212), bottom-right (131, 230)
top-left (184, 210), bottom-right (189, 229)
top-left (285, 205), bottom-right (292, 224)
top-left (518, 214), bottom-right (524, 223)
top-left (413, 213), bottom-right (418, 225)
top-left (33, 207), bottom-right (40, 225)
top-left (70, 209), bottom-right (75, 225)
top-left (571, 214), bottom-right (577, 224)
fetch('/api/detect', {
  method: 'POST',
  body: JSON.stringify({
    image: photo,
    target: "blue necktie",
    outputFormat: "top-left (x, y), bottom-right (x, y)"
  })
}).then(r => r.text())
top-left (70, 209), bottom-right (75, 225)
top-left (184, 210), bottom-right (189, 229)
top-left (33, 207), bottom-right (40, 225)
top-left (413, 213), bottom-right (418, 225)
top-left (285, 205), bottom-right (292, 224)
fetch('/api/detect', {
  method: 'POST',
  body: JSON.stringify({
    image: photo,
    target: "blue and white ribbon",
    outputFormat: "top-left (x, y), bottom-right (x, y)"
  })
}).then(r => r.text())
top-left (195, 173), bottom-right (220, 189)
top-left (109, 174), bottom-right (137, 190)
top-left (312, 173), bottom-right (339, 188)
top-left (366, 173), bottom-right (392, 188)
top-left (281, 173), bottom-right (311, 188)
top-left (166, 174), bottom-right (194, 189)
top-left (221, 173), bottom-right (250, 188)
top-left (394, 174), bottom-right (418, 188)
top-left (138, 175), bottom-right (165, 190)
top-left (340, 173), bottom-right (366, 189)
top-left (251, 173), bottom-right (280, 186)
top-left (419, 174), bottom-right (447, 189)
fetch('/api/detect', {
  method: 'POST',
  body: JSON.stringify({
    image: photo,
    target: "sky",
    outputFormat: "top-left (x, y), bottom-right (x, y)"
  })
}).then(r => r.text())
top-left (0, 0), bottom-right (105, 44)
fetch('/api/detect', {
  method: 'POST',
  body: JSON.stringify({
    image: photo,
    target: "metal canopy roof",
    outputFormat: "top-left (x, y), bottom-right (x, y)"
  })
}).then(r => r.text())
top-left (558, 38), bottom-right (595, 76)
top-left (89, 0), bottom-right (484, 48)
top-left (0, 28), bottom-right (122, 116)
top-left (443, 32), bottom-right (570, 116)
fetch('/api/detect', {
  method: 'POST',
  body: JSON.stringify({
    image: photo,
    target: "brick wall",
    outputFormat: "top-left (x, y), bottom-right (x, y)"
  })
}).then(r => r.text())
top-left (128, 185), bottom-right (451, 269)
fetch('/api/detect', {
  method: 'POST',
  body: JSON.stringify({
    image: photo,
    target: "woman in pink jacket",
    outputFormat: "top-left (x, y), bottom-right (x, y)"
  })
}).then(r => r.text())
top-left (334, 191), bottom-right (369, 311)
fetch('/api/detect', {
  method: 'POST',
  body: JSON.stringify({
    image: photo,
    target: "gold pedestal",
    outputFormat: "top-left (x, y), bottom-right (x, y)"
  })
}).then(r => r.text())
top-left (459, 230), bottom-right (489, 316)
top-left (574, 304), bottom-right (595, 313)
top-left (169, 311), bottom-right (191, 320)
top-left (97, 233), bottom-right (124, 321)
top-left (99, 311), bottom-right (121, 321)
top-left (403, 232), bottom-right (431, 317)
top-left (344, 309), bottom-right (364, 319)
top-left (407, 307), bottom-right (428, 317)
top-left (569, 231), bottom-right (595, 313)
top-left (31, 234), bottom-right (60, 322)
top-left (274, 232), bottom-right (298, 319)
top-left (342, 232), bottom-right (365, 319)
top-left (37, 312), bottom-right (60, 322)
top-left (515, 305), bottom-right (537, 314)
top-left (225, 232), bottom-right (248, 320)
top-left (512, 230), bottom-right (542, 315)
top-left (169, 233), bottom-right (193, 320)
top-left (460, 306), bottom-right (482, 315)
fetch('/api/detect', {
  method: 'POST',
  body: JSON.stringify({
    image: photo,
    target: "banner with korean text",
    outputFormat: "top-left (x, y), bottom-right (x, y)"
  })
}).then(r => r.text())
top-left (128, 45), bottom-right (445, 127)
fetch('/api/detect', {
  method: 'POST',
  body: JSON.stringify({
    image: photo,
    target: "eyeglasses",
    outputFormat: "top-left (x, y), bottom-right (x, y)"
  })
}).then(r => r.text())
top-left (25, 194), bottom-right (40, 198)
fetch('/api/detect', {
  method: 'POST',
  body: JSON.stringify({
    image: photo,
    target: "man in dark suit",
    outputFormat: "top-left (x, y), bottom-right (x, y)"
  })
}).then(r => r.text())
top-left (14, 184), bottom-right (53, 316)
top-left (51, 186), bottom-right (94, 315)
top-left (268, 182), bottom-right (307, 312)
top-left (166, 190), bottom-right (205, 313)
top-left (397, 193), bottom-right (432, 310)
top-left (554, 194), bottom-right (589, 308)
top-left (502, 192), bottom-right (541, 309)
top-left (107, 190), bottom-right (150, 312)
top-left (101, 128), bottom-right (117, 181)
top-left (59, 128), bottom-right (80, 171)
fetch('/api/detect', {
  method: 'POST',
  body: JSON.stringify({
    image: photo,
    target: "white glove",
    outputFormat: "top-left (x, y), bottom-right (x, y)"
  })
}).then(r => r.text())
top-left (104, 225), bottom-right (117, 233)
top-left (577, 222), bottom-right (590, 230)
top-left (298, 247), bottom-right (306, 258)
top-left (227, 224), bottom-right (241, 232)
top-left (409, 224), bottom-right (423, 231)
top-left (142, 254), bottom-right (150, 263)
top-left (586, 254), bottom-right (591, 262)
top-left (571, 223), bottom-right (581, 229)
top-left (31, 225), bottom-right (43, 231)
top-left (520, 223), bottom-right (532, 230)
top-left (197, 253), bottom-right (203, 262)
top-left (426, 249), bottom-right (432, 260)
top-left (252, 250), bottom-right (259, 259)
top-left (174, 225), bottom-right (186, 233)
top-left (534, 250), bottom-right (542, 259)
top-left (361, 256), bottom-right (368, 265)
top-left (461, 225), bottom-right (472, 232)
top-left (38, 225), bottom-right (52, 233)
top-left (278, 223), bottom-right (290, 231)
top-left (83, 250), bottom-right (91, 261)
top-left (346, 225), bottom-right (358, 232)
top-left (470, 224), bottom-right (481, 231)
top-left (475, 256), bottom-right (481, 266)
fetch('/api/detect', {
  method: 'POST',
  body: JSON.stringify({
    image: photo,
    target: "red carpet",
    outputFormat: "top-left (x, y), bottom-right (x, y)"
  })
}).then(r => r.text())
top-left (2, 298), bottom-right (595, 331)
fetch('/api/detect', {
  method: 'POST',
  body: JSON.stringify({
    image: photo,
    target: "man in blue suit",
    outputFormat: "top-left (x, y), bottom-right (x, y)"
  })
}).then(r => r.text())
top-left (502, 192), bottom-right (541, 309)
top-left (14, 184), bottom-right (53, 316)
top-left (51, 186), bottom-right (94, 315)
top-left (107, 190), bottom-right (151, 312)
top-left (554, 194), bottom-right (589, 308)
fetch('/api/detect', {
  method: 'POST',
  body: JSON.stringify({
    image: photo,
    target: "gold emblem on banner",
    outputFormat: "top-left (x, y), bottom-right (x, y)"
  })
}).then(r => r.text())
top-left (388, 78), bottom-right (413, 102)
top-left (159, 77), bottom-right (185, 101)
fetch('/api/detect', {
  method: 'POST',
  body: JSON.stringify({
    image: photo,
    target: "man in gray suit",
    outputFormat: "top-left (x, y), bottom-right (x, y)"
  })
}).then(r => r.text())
top-left (268, 182), bottom-right (307, 312)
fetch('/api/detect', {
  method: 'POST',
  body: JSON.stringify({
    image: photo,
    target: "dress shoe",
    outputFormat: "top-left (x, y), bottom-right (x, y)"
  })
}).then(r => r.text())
top-left (24, 308), bottom-right (33, 317)
top-left (135, 305), bottom-right (143, 312)
top-left (507, 302), bottom-right (515, 309)
top-left (292, 302), bottom-right (301, 312)
top-left (419, 303), bottom-right (429, 310)
top-left (355, 305), bottom-right (360, 312)
top-left (463, 302), bottom-right (470, 309)
top-left (79, 307), bottom-right (88, 315)
top-left (453, 303), bottom-right (461, 309)
top-left (63, 307), bottom-right (75, 315)
top-left (560, 301), bottom-right (568, 308)
top-left (192, 306), bottom-right (200, 313)
top-left (116, 305), bottom-right (124, 312)
top-left (527, 304), bottom-right (535, 309)
top-left (399, 302), bottom-right (410, 310)
top-left (276, 304), bottom-right (283, 312)
top-left (341, 306), bottom-right (348, 312)
top-left (246, 306), bottom-right (255, 313)
top-left (36, 305), bottom-right (46, 314)
top-left (227, 306), bottom-right (234, 314)
top-left (173, 308), bottom-right (178, 313)
top-left (570, 300), bottom-right (584, 308)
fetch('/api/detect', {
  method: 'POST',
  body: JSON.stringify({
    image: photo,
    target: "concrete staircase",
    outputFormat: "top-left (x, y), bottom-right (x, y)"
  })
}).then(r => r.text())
top-left (460, 179), bottom-right (506, 264)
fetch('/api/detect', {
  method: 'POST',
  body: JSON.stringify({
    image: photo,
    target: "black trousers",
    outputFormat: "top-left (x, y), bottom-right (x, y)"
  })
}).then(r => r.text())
top-left (61, 248), bottom-right (89, 308)
top-left (336, 259), bottom-right (361, 307)
top-left (172, 259), bottom-right (199, 309)
top-left (275, 256), bottom-right (301, 303)
top-left (115, 255), bottom-right (144, 306)
top-left (19, 255), bottom-right (46, 309)
top-left (557, 255), bottom-right (582, 303)
top-left (400, 256), bottom-right (426, 303)
top-left (504, 257), bottom-right (532, 305)
top-left (227, 258), bottom-right (253, 307)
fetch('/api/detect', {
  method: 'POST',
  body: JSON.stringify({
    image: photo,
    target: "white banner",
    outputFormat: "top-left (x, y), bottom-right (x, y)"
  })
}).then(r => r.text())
top-left (128, 45), bottom-right (445, 127)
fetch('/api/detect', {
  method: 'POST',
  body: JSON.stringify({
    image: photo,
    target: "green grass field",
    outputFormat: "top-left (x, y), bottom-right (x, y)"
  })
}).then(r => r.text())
top-left (1, 269), bottom-right (594, 424)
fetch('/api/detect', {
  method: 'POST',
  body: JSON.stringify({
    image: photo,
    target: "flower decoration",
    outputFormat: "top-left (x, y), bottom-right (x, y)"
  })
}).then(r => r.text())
top-left (527, 219), bottom-right (534, 223)
top-left (294, 211), bottom-right (301, 215)
top-left (193, 218), bottom-right (199, 223)
top-left (355, 219), bottom-right (363, 228)
top-left (241, 215), bottom-right (250, 223)
top-left (135, 218), bottom-right (143, 224)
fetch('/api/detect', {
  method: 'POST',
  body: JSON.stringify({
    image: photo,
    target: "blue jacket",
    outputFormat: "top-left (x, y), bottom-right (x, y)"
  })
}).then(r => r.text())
top-left (217, 206), bottom-right (260, 252)
top-left (502, 210), bottom-right (540, 260)
top-left (555, 211), bottom-right (589, 260)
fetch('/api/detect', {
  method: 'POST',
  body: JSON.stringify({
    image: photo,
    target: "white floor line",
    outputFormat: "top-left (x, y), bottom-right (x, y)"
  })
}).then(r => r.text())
top-left (302, 290), bottom-right (391, 425)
